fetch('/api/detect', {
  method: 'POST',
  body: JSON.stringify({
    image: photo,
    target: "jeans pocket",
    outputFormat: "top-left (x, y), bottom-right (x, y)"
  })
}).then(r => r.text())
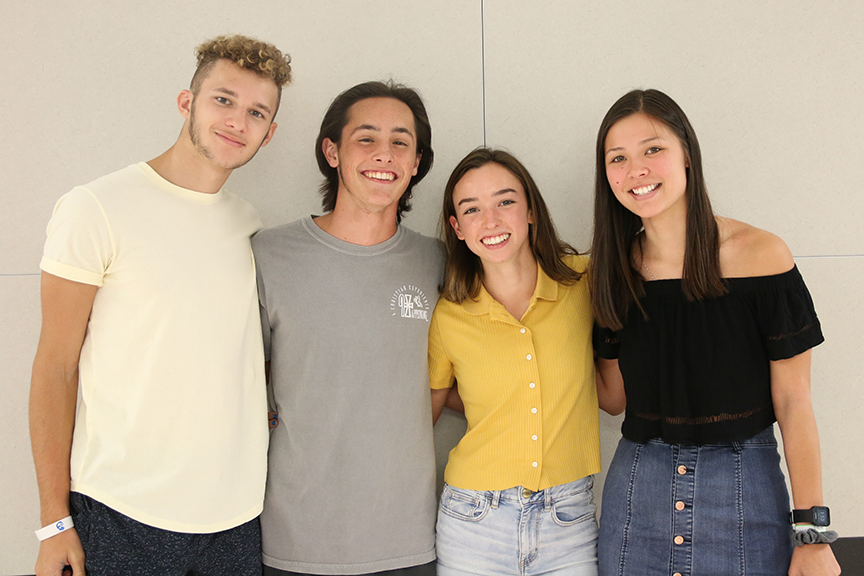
top-left (551, 487), bottom-right (596, 527)
top-left (439, 485), bottom-right (491, 523)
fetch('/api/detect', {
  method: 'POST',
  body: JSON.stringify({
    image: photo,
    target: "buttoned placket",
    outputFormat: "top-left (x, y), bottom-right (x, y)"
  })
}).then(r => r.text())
top-left (670, 446), bottom-right (697, 576)
top-left (518, 322), bottom-right (542, 480)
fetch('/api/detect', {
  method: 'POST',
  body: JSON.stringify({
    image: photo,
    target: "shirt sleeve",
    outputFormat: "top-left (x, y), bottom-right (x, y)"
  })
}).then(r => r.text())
top-left (40, 187), bottom-right (113, 286)
top-left (428, 308), bottom-right (455, 390)
top-left (592, 322), bottom-right (620, 359)
top-left (755, 266), bottom-right (824, 360)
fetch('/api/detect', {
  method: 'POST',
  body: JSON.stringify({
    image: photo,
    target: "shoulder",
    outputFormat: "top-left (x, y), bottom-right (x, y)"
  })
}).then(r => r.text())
top-left (252, 218), bottom-right (307, 250)
top-left (718, 217), bottom-right (793, 277)
top-left (402, 226), bottom-right (443, 250)
top-left (562, 253), bottom-right (590, 274)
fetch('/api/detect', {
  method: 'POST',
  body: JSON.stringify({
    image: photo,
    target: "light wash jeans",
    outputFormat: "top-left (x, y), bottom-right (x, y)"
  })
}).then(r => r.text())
top-left (436, 476), bottom-right (598, 576)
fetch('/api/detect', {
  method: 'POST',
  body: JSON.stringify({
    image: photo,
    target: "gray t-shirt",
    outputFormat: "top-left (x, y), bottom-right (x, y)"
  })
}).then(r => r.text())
top-left (253, 216), bottom-right (444, 575)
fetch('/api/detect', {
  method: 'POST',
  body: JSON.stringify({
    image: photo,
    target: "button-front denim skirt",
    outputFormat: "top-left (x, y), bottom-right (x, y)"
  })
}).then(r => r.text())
top-left (598, 426), bottom-right (793, 576)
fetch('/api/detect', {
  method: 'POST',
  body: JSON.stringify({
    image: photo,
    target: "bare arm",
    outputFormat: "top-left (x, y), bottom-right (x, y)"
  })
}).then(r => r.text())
top-left (596, 357), bottom-right (626, 416)
top-left (30, 272), bottom-right (97, 576)
top-left (431, 387), bottom-right (450, 425)
top-left (445, 383), bottom-right (465, 415)
top-left (770, 351), bottom-right (840, 576)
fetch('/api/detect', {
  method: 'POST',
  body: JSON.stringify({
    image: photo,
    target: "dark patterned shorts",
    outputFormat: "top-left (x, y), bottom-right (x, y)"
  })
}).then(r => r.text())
top-left (70, 492), bottom-right (261, 576)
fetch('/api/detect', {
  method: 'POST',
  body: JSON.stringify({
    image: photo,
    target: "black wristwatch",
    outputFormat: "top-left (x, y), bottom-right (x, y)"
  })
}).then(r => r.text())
top-left (790, 506), bottom-right (830, 526)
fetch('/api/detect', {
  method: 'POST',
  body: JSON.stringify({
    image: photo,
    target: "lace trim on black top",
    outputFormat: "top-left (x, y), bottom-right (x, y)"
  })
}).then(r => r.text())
top-left (766, 321), bottom-right (818, 341)
top-left (630, 402), bottom-right (772, 426)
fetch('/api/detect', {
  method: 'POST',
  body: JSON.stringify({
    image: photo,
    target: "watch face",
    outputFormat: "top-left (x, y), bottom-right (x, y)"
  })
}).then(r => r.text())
top-left (813, 507), bottom-right (830, 526)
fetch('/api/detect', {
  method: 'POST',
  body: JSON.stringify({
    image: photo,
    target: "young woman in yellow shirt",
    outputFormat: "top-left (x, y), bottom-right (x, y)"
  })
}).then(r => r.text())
top-left (429, 147), bottom-right (601, 576)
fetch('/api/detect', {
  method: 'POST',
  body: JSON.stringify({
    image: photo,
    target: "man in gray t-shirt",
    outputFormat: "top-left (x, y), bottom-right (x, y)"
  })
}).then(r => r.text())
top-left (254, 81), bottom-right (443, 576)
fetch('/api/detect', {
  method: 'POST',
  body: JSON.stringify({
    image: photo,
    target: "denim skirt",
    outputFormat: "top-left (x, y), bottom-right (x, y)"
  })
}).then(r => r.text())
top-left (598, 426), bottom-right (793, 576)
top-left (437, 476), bottom-right (598, 576)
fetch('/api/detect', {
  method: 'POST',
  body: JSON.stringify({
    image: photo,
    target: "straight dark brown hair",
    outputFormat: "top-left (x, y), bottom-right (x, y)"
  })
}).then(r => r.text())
top-left (590, 89), bottom-right (726, 330)
top-left (441, 147), bottom-right (582, 303)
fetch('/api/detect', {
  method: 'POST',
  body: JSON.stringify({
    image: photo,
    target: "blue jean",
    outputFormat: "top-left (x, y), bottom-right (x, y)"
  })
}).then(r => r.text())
top-left (436, 476), bottom-right (598, 576)
top-left (598, 427), bottom-right (793, 576)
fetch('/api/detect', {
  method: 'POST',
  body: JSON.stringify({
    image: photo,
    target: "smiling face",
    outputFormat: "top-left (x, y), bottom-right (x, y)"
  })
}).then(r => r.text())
top-left (604, 112), bottom-right (689, 223)
top-left (181, 58), bottom-right (279, 172)
top-left (323, 97), bottom-right (421, 217)
top-left (449, 162), bottom-right (535, 270)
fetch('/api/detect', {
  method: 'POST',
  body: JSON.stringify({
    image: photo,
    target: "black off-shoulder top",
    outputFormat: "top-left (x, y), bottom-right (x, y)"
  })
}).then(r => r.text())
top-left (593, 265), bottom-right (823, 445)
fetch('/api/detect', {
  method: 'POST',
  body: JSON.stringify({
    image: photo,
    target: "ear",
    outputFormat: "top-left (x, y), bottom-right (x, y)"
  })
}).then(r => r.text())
top-left (260, 122), bottom-right (278, 148)
top-left (449, 215), bottom-right (465, 241)
top-left (323, 138), bottom-right (340, 168)
top-left (411, 152), bottom-right (421, 176)
top-left (177, 89), bottom-right (193, 120)
top-left (527, 209), bottom-right (535, 225)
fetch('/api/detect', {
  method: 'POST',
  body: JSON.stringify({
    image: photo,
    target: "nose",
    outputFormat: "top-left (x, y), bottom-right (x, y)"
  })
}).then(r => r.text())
top-left (372, 142), bottom-right (394, 163)
top-left (225, 109), bottom-right (248, 133)
top-left (480, 208), bottom-right (500, 229)
top-left (628, 157), bottom-right (649, 178)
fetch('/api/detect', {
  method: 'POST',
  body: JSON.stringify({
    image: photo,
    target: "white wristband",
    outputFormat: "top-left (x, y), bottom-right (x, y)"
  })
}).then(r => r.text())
top-left (35, 516), bottom-right (74, 541)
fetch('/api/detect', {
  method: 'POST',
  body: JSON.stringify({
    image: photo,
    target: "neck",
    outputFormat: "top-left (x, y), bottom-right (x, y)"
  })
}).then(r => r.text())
top-left (147, 139), bottom-right (232, 195)
top-left (313, 205), bottom-right (399, 246)
top-left (641, 211), bottom-right (687, 279)
top-left (482, 252), bottom-right (538, 320)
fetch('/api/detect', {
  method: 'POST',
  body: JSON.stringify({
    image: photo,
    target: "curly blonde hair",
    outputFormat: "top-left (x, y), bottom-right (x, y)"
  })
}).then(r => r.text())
top-left (191, 34), bottom-right (292, 105)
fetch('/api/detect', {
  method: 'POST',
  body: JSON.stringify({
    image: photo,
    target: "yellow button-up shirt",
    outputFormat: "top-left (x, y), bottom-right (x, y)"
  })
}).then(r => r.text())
top-left (429, 255), bottom-right (600, 491)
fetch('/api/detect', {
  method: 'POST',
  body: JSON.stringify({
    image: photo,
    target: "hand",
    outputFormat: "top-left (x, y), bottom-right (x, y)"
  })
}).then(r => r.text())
top-left (35, 528), bottom-right (85, 576)
top-left (789, 543), bottom-right (841, 575)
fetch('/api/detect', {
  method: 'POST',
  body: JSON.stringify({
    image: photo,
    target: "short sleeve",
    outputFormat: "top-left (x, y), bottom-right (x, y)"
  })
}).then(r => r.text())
top-left (755, 266), bottom-right (824, 360)
top-left (41, 188), bottom-right (114, 286)
top-left (593, 323), bottom-right (620, 359)
top-left (428, 309), bottom-right (455, 390)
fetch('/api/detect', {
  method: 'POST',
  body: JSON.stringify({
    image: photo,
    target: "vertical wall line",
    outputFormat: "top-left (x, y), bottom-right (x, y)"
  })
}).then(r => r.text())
top-left (481, 0), bottom-right (487, 146)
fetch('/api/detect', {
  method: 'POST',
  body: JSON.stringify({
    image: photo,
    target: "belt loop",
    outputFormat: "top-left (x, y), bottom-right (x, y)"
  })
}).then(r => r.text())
top-left (732, 440), bottom-right (743, 454)
top-left (491, 490), bottom-right (501, 509)
top-left (544, 488), bottom-right (551, 512)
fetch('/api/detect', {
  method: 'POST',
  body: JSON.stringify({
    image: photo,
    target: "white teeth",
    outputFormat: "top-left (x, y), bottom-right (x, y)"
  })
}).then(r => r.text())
top-left (365, 171), bottom-right (396, 181)
top-left (481, 233), bottom-right (510, 246)
top-left (631, 183), bottom-right (659, 196)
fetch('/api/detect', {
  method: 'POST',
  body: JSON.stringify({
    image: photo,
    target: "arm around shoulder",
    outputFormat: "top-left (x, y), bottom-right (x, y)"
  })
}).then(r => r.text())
top-left (30, 272), bottom-right (97, 576)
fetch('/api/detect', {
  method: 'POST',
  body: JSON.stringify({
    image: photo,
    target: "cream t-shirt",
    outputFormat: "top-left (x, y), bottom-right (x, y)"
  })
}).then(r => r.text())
top-left (41, 162), bottom-right (267, 533)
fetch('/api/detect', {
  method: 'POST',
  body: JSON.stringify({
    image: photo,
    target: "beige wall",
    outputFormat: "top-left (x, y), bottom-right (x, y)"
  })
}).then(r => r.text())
top-left (2, 1), bottom-right (861, 573)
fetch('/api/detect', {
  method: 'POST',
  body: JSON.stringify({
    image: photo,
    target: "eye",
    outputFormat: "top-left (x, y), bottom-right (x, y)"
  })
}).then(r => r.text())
top-left (462, 207), bottom-right (478, 215)
top-left (216, 96), bottom-right (231, 105)
top-left (394, 139), bottom-right (408, 147)
top-left (499, 199), bottom-right (515, 206)
top-left (646, 146), bottom-right (662, 155)
top-left (359, 137), bottom-right (374, 143)
top-left (250, 110), bottom-right (266, 119)
top-left (609, 155), bottom-right (625, 164)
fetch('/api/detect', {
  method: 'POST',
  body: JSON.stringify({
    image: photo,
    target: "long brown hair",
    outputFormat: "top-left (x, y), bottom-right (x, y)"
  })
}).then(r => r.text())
top-left (441, 147), bottom-right (582, 303)
top-left (590, 89), bottom-right (726, 330)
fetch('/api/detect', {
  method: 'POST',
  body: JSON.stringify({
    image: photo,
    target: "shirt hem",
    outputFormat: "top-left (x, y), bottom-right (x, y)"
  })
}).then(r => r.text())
top-left (263, 548), bottom-right (436, 575)
top-left (71, 485), bottom-right (263, 533)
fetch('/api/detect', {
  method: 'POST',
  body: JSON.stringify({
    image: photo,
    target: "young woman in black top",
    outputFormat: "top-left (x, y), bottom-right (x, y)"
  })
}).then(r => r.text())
top-left (590, 89), bottom-right (839, 576)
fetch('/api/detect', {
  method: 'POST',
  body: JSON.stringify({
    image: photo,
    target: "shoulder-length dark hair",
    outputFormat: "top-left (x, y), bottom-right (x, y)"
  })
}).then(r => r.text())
top-left (590, 89), bottom-right (726, 330)
top-left (314, 80), bottom-right (434, 223)
top-left (441, 147), bottom-right (582, 303)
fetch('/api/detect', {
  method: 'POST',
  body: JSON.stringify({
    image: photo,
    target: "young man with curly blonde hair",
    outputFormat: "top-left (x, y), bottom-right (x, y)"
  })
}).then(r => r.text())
top-left (30, 34), bottom-right (291, 576)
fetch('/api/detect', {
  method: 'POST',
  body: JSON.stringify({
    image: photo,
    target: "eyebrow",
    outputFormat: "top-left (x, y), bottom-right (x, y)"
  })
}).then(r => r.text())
top-left (213, 87), bottom-right (273, 116)
top-left (456, 188), bottom-right (518, 206)
top-left (351, 124), bottom-right (415, 138)
top-left (605, 136), bottom-right (663, 154)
